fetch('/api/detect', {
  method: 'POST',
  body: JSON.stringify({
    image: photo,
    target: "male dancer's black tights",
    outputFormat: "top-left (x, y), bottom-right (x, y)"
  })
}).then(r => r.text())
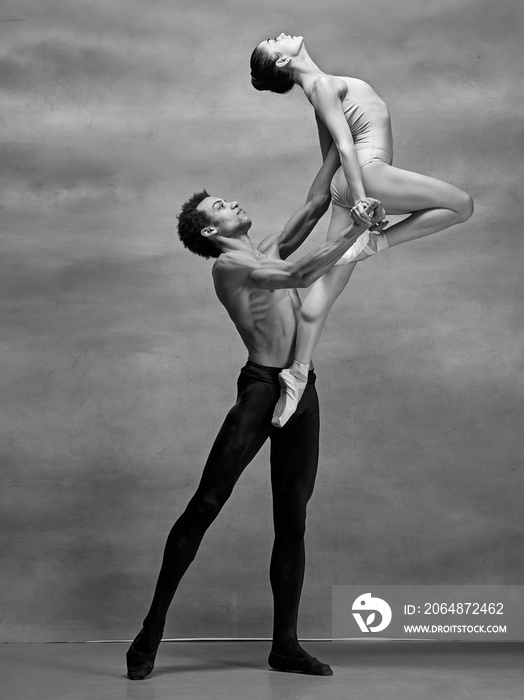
top-left (136, 360), bottom-right (320, 655)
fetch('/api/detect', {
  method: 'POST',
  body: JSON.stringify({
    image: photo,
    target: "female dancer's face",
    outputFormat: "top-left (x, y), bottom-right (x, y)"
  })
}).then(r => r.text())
top-left (258, 33), bottom-right (304, 61)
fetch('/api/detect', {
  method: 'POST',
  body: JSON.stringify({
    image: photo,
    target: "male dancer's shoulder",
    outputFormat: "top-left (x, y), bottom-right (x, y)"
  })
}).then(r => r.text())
top-left (212, 251), bottom-right (260, 288)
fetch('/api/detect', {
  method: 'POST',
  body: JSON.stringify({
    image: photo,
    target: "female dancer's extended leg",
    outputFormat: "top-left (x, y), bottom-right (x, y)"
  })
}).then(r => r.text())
top-left (298, 163), bottom-right (474, 359)
top-left (272, 165), bottom-right (473, 427)
top-left (360, 161), bottom-right (473, 251)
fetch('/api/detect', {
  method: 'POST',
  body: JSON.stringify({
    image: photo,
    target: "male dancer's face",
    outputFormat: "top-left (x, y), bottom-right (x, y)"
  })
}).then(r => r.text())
top-left (197, 196), bottom-right (252, 238)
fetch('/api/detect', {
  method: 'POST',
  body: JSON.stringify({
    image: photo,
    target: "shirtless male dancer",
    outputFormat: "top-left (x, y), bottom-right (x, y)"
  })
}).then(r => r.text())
top-left (125, 144), bottom-right (382, 680)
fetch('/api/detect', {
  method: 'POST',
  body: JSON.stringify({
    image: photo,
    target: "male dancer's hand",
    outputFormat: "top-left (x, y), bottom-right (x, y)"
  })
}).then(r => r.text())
top-left (351, 197), bottom-right (387, 230)
top-left (350, 198), bottom-right (374, 226)
top-left (365, 198), bottom-right (389, 232)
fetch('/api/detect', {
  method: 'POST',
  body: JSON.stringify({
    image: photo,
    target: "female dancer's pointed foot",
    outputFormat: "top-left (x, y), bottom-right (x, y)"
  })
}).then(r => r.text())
top-left (268, 649), bottom-right (333, 676)
top-left (126, 628), bottom-right (163, 680)
top-left (271, 368), bottom-right (308, 428)
top-left (353, 230), bottom-right (390, 261)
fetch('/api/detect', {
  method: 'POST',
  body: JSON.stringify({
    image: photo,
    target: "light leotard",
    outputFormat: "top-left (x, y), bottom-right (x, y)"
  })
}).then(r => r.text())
top-left (329, 77), bottom-right (393, 208)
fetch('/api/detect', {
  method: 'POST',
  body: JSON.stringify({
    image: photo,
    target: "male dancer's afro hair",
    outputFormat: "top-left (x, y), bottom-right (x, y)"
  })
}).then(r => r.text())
top-left (177, 189), bottom-right (221, 259)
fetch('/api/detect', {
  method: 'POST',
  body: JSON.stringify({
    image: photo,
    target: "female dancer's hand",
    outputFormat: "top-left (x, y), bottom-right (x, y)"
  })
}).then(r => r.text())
top-left (351, 197), bottom-right (386, 229)
top-left (367, 198), bottom-right (388, 231)
top-left (350, 198), bottom-right (374, 226)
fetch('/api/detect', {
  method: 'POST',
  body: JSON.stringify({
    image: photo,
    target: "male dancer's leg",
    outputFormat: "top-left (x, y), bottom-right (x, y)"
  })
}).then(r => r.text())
top-left (127, 366), bottom-right (279, 679)
top-left (267, 375), bottom-right (332, 676)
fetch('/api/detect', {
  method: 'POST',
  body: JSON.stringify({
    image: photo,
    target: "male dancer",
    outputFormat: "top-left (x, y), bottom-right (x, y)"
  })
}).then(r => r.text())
top-left (126, 144), bottom-right (382, 680)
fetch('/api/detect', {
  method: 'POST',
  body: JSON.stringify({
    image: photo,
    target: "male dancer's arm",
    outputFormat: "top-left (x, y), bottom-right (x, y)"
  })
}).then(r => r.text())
top-left (258, 143), bottom-right (340, 260)
top-left (315, 113), bottom-right (334, 161)
top-left (247, 216), bottom-right (372, 289)
top-left (214, 207), bottom-right (377, 292)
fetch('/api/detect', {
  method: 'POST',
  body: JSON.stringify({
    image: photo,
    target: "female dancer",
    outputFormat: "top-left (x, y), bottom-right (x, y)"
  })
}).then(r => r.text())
top-left (250, 34), bottom-right (473, 426)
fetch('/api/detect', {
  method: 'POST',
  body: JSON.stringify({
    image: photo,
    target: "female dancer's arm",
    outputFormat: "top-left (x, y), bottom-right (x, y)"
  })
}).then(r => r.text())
top-left (309, 76), bottom-right (371, 225)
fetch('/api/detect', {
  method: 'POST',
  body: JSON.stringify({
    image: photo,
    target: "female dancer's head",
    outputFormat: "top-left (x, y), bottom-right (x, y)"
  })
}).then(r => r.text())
top-left (250, 33), bottom-right (305, 94)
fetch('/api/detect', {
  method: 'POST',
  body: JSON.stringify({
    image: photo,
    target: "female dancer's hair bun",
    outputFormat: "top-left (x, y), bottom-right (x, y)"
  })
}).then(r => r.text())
top-left (250, 73), bottom-right (270, 91)
top-left (250, 46), bottom-right (294, 94)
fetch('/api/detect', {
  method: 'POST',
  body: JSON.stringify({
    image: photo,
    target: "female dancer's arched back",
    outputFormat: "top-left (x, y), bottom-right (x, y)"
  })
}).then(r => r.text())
top-left (250, 34), bottom-right (473, 426)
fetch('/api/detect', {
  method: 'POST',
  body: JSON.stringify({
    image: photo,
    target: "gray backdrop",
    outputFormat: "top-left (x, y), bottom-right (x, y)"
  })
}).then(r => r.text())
top-left (1, 0), bottom-right (522, 642)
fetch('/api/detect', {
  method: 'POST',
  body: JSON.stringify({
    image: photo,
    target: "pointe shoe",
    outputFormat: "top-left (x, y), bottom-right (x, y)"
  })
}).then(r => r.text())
top-left (369, 219), bottom-right (389, 233)
top-left (126, 628), bottom-right (162, 680)
top-left (271, 369), bottom-right (307, 428)
top-left (353, 229), bottom-right (390, 262)
top-left (268, 651), bottom-right (333, 676)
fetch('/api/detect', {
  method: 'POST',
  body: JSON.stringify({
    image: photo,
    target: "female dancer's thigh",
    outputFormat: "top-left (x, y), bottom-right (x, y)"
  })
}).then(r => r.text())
top-left (326, 201), bottom-right (354, 240)
top-left (361, 161), bottom-right (468, 216)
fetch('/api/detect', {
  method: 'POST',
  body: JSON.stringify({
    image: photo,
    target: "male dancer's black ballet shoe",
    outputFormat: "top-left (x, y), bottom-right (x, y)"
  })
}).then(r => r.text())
top-left (268, 651), bottom-right (333, 676)
top-left (126, 628), bottom-right (163, 680)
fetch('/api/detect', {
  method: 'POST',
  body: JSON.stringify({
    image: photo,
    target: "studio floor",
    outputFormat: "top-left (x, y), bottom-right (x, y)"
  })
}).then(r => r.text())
top-left (2, 640), bottom-right (523, 700)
